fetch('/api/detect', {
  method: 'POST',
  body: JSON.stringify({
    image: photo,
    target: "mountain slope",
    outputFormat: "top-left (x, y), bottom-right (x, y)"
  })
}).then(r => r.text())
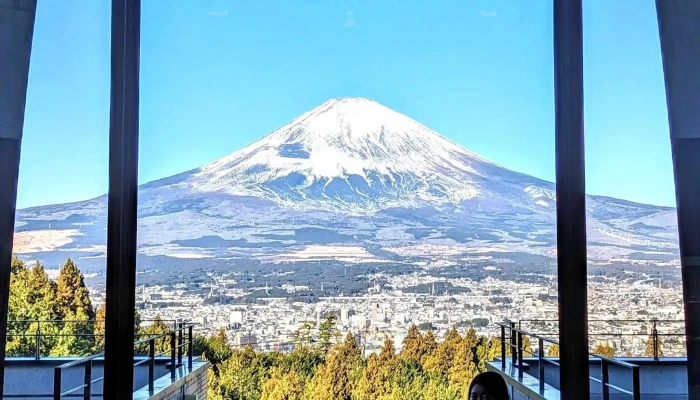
top-left (13, 98), bottom-right (679, 270)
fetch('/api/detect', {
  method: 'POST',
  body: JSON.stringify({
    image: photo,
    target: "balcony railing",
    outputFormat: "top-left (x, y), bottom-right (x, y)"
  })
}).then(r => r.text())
top-left (5, 319), bottom-right (178, 360)
top-left (497, 321), bottom-right (658, 400)
top-left (2, 321), bottom-right (195, 399)
top-left (517, 318), bottom-right (686, 360)
top-left (53, 322), bottom-right (195, 399)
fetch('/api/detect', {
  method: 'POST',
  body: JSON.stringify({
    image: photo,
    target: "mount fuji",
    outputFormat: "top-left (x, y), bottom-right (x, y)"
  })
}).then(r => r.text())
top-left (13, 98), bottom-right (679, 273)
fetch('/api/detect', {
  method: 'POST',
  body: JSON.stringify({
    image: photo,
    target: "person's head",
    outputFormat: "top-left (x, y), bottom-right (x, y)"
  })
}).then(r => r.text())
top-left (468, 371), bottom-right (509, 400)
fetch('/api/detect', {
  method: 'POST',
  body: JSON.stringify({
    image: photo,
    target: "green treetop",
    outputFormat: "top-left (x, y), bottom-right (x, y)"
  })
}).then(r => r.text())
top-left (56, 258), bottom-right (94, 319)
top-left (400, 324), bottom-right (425, 363)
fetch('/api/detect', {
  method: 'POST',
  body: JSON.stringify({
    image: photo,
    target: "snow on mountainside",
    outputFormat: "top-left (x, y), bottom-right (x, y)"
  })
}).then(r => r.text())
top-left (186, 98), bottom-right (523, 211)
top-left (13, 98), bottom-right (680, 270)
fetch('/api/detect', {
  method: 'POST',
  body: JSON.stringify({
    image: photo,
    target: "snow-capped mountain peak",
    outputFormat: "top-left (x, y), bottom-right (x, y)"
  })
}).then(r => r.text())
top-left (186, 98), bottom-right (514, 211)
top-left (14, 98), bottom-right (679, 270)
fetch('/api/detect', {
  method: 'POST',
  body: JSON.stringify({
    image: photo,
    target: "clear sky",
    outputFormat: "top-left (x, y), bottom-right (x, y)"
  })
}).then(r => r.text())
top-left (18, 0), bottom-right (675, 209)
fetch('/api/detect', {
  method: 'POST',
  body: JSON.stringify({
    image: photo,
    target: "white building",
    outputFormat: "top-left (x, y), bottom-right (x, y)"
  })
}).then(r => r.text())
top-left (230, 310), bottom-right (244, 326)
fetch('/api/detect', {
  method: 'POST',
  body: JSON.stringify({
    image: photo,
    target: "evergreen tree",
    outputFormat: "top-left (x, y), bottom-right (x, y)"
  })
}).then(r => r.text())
top-left (306, 333), bottom-right (363, 400)
top-left (400, 324), bottom-right (425, 363)
top-left (207, 367), bottom-right (225, 400)
top-left (279, 345), bottom-right (324, 379)
top-left (318, 315), bottom-right (340, 355)
top-left (217, 346), bottom-right (266, 400)
top-left (295, 320), bottom-right (316, 347)
top-left (447, 334), bottom-right (478, 397)
top-left (6, 258), bottom-right (29, 356)
top-left (353, 337), bottom-right (397, 400)
top-left (94, 304), bottom-right (106, 352)
top-left (547, 344), bottom-right (560, 357)
top-left (135, 316), bottom-right (172, 355)
top-left (52, 259), bottom-right (95, 355)
top-left (645, 334), bottom-right (663, 357)
top-left (200, 328), bottom-right (233, 370)
top-left (423, 331), bottom-right (438, 358)
top-left (7, 260), bottom-right (59, 356)
top-left (56, 258), bottom-right (94, 319)
top-left (423, 378), bottom-right (459, 400)
top-left (593, 343), bottom-right (615, 357)
top-left (521, 335), bottom-right (533, 356)
top-left (475, 336), bottom-right (493, 372)
top-left (262, 368), bottom-right (306, 400)
top-left (422, 328), bottom-right (461, 381)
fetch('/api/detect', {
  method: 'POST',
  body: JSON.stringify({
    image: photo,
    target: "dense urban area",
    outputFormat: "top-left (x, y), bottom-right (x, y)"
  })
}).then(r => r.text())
top-left (88, 264), bottom-right (686, 358)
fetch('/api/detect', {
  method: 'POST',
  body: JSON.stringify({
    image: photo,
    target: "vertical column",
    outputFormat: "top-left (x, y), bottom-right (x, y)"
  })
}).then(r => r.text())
top-left (0, 0), bottom-right (37, 396)
top-left (103, 0), bottom-right (140, 398)
top-left (655, 2), bottom-right (700, 398)
top-left (554, 0), bottom-right (590, 399)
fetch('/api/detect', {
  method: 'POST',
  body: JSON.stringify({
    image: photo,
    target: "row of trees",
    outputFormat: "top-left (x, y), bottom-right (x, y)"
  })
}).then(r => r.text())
top-left (8, 257), bottom-right (96, 356)
top-left (198, 318), bottom-right (668, 400)
top-left (7, 256), bottom-right (173, 357)
top-left (198, 320), bottom-right (509, 400)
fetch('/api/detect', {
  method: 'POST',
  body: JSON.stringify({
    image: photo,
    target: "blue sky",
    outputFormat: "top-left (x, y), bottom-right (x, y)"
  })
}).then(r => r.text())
top-left (19, 0), bottom-right (675, 209)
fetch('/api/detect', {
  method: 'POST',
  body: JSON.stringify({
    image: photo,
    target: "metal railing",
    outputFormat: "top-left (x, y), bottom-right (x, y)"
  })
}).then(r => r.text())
top-left (53, 322), bottom-right (195, 400)
top-left (518, 318), bottom-right (686, 360)
top-left (5, 319), bottom-right (177, 360)
top-left (498, 322), bottom-right (641, 400)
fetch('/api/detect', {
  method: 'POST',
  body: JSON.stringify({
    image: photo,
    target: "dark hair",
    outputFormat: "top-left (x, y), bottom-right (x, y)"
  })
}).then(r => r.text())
top-left (468, 371), bottom-right (509, 400)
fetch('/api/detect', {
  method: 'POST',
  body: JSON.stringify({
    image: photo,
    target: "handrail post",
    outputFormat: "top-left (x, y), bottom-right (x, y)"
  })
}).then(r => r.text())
top-left (652, 319), bottom-right (659, 361)
top-left (188, 325), bottom-right (193, 369)
top-left (510, 322), bottom-right (516, 366)
top-left (500, 325), bottom-right (506, 369)
top-left (53, 368), bottom-right (62, 400)
top-left (35, 327), bottom-right (41, 361)
top-left (84, 360), bottom-right (92, 400)
top-left (170, 332), bottom-right (176, 379)
top-left (177, 322), bottom-right (183, 366)
top-left (601, 358), bottom-right (609, 400)
top-left (538, 338), bottom-right (545, 393)
top-left (148, 339), bottom-right (155, 392)
top-left (632, 366), bottom-right (641, 400)
top-left (517, 330), bottom-right (524, 379)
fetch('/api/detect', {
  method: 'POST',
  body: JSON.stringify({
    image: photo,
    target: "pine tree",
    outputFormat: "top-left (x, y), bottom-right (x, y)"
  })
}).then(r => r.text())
top-left (295, 320), bottom-right (316, 347)
top-left (7, 260), bottom-right (59, 356)
top-left (51, 259), bottom-right (95, 356)
top-left (217, 346), bottom-right (266, 400)
top-left (201, 328), bottom-right (233, 370)
top-left (306, 333), bottom-right (363, 400)
top-left (593, 343), bottom-right (615, 357)
top-left (6, 258), bottom-right (29, 356)
top-left (447, 334), bottom-right (478, 397)
top-left (521, 335), bottom-right (533, 356)
top-left (475, 336), bottom-right (492, 372)
top-left (423, 330), bottom-right (438, 357)
top-left (56, 258), bottom-right (94, 319)
top-left (318, 315), bottom-right (340, 355)
top-left (280, 345), bottom-right (323, 379)
top-left (423, 328), bottom-right (462, 382)
top-left (262, 368), bottom-right (306, 400)
top-left (94, 304), bottom-right (106, 352)
top-left (645, 334), bottom-right (663, 357)
top-left (353, 337), bottom-right (397, 400)
top-left (400, 324), bottom-right (425, 363)
top-left (136, 316), bottom-right (172, 355)
top-left (547, 344), bottom-right (560, 357)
